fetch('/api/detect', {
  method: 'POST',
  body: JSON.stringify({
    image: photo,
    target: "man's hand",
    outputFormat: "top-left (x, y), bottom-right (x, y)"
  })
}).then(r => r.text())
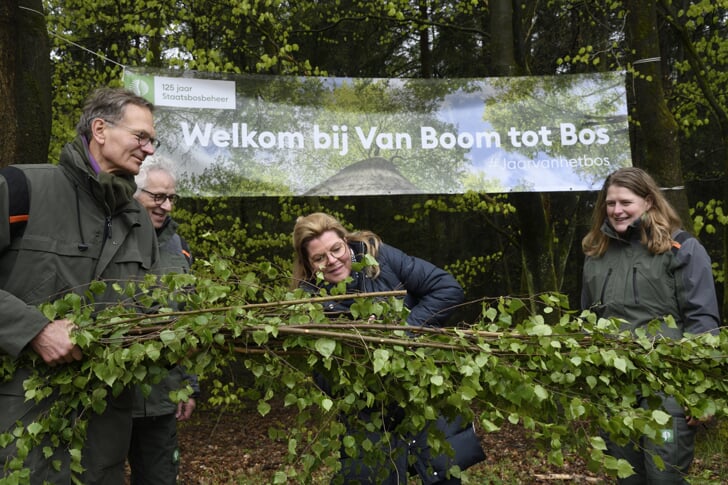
top-left (30, 319), bottom-right (82, 366)
top-left (176, 398), bottom-right (197, 421)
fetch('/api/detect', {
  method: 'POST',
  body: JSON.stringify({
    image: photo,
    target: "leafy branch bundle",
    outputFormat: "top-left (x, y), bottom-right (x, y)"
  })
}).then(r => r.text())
top-left (1, 255), bottom-right (727, 483)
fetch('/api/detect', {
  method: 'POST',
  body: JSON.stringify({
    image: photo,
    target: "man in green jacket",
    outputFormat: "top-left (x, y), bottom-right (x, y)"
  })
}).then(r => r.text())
top-left (0, 87), bottom-right (160, 484)
top-left (129, 160), bottom-right (199, 485)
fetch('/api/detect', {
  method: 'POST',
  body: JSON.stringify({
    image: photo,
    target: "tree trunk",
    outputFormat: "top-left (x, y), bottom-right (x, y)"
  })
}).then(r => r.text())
top-left (0, 1), bottom-right (18, 168)
top-left (625, 0), bottom-right (690, 224)
top-left (490, 0), bottom-right (518, 76)
top-left (17, 0), bottom-right (51, 165)
top-left (489, 0), bottom-right (559, 302)
top-left (0, 0), bottom-right (51, 168)
top-left (418, 0), bottom-right (432, 78)
top-left (656, 0), bottom-right (728, 320)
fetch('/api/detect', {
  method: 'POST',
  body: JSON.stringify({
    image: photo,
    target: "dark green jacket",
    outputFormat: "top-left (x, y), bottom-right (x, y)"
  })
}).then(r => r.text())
top-left (132, 217), bottom-right (199, 417)
top-left (581, 221), bottom-right (719, 338)
top-left (0, 136), bottom-right (158, 484)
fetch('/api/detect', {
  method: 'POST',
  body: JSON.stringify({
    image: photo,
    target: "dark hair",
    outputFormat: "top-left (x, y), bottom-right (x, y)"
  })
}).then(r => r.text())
top-left (76, 87), bottom-right (155, 139)
top-left (582, 167), bottom-right (682, 256)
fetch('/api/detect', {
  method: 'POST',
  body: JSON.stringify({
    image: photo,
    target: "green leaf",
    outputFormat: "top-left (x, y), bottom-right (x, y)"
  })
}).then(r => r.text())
top-left (533, 384), bottom-right (548, 401)
top-left (314, 338), bottom-right (336, 358)
top-left (26, 422), bottom-right (43, 437)
top-left (372, 348), bottom-right (390, 374)
top-left (159, 329), bottom-right (176, 345)
top-left (91, 388), bottom-right (107, 414)
top-left (590, 435), bottom-right (607, 451)
top-left (617, 459), bottom-right (635, 478)
top-left (273, 471), bottom-right (288, 484)
top-left (651, 410), bottom-right (671, 425)
top-left (480, 418), bottom-right (500, 432)
top-left (253, 330), bottom-right (269, 345)
top-left (258, 400), bottom-right (271, 416)
top-left (527, 323), bottom-right (553, 336)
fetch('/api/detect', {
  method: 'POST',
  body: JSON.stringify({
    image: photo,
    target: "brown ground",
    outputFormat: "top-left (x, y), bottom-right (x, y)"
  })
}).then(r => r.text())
top-left (176, 398), bottom-right (610, 484)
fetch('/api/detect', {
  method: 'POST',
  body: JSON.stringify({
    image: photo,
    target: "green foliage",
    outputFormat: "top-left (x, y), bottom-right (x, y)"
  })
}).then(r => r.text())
top-left (690, 199), bottom-right (726, 284)
top-left (3, 251), bottom-right (728, 481)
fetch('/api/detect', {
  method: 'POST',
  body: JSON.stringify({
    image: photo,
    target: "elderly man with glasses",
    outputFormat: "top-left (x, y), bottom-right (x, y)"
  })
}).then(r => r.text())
top-left (129, 159), bottom-right (199, 485)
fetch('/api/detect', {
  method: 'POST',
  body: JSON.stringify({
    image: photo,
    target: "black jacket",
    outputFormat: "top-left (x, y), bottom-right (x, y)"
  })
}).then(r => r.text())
top-left (303, 241), bottom-right (484, 484)
top-left (304, 241), bottom-right (464, 327)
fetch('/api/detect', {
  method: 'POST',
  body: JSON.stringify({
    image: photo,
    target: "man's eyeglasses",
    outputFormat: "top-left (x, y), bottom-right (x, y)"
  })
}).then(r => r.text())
top-left (309, 240), bottom-right (348, 265)
top-left (141, 188), bottom-right (179, 205)
top-left (105, 120), bottom-right (161, 149)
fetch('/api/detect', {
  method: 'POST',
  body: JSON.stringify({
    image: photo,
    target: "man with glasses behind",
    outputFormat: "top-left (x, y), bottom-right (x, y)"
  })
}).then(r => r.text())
top-left (0, 87), bottom-right (159, 484)
top-left (130, 159), bottom-right (199, 485)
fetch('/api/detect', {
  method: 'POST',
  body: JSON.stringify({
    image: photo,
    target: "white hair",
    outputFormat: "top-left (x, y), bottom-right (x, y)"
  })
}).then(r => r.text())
top-left (135, 156), bottom-right (176, 191)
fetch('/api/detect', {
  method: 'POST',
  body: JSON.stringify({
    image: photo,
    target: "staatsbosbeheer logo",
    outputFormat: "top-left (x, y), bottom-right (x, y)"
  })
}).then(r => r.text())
top-left (128, 78), bottom-right (151, 97)
top-left (123, 72), bottom-right (155, 102)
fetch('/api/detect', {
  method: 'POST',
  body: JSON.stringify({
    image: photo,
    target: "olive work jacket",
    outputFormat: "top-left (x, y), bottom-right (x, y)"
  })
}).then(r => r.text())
top-left (0, 136), bottom-right (158, 484)
top-left (581, 221), bottom-right (719, 338)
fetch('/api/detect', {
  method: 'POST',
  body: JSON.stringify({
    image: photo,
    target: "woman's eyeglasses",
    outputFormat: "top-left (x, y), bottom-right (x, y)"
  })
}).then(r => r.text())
top-left (309, 241), bottom-right (348, 265)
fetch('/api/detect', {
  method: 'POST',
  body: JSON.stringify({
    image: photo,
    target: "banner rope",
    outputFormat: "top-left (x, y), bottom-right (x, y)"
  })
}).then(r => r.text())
top-left (18, 5), bottom-right (126, 69)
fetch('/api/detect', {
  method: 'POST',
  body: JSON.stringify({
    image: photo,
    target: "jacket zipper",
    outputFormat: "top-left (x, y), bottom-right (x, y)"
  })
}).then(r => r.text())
top-left (104, 216), bottom-right (112, 240)
top-left (599, 268), bottom-right (612, 305)
top-left (632, 267), bottom-right (639, 305)
top-left (92, 216), bottom-right (112, 280)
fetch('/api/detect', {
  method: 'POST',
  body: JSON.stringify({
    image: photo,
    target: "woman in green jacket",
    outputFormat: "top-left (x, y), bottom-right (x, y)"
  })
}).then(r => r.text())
top-left (581, 167), bottom-right (720, 484)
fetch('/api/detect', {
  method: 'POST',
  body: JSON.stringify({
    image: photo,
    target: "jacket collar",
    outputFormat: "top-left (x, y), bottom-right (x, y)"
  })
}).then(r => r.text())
top-left (601, 218), bottom-right (643, 243)
top-left (60, 136), bottom-right (138, 215)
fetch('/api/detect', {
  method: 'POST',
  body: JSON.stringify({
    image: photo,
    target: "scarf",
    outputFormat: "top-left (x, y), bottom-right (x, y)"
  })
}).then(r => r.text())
top-left (62, 136), bottom-right (138, 214)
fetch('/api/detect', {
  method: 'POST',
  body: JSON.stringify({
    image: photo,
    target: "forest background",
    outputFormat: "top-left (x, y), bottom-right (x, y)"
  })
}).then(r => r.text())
top-left (2, 0), bottom-right (728, 483)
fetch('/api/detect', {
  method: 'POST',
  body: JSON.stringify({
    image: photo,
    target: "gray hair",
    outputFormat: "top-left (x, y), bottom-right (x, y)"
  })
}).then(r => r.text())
top-left (135, 156), bottom-right (176, 191)
top-left (76, 87), bottom-right (155, 139)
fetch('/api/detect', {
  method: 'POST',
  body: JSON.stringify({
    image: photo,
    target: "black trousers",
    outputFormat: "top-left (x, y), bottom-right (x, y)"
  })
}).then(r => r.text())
top-left (128, 414), bottom-right (180, 485)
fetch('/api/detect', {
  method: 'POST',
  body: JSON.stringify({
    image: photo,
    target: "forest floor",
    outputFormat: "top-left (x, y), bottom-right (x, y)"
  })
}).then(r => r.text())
top-left (174, 396), bottom-right (616, 484)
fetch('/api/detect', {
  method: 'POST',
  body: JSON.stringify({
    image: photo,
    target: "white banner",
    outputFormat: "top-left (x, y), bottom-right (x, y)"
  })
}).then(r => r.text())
top-left (124, 69), bottom-right (631, 196)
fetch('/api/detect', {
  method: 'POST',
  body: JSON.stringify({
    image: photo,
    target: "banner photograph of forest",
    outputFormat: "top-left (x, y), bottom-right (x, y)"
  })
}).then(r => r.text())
top-left (124, 68), bottom-right (630, 196)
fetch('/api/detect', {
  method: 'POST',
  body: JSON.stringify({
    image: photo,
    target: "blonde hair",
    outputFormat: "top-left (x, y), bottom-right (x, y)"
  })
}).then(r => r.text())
top-left (582, 167), bottom-right (683, 257)
top-left (291, 212), bottom-right (381, 288)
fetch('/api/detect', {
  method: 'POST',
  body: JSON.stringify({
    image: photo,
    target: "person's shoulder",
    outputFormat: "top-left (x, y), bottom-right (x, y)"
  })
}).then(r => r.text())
top-left (378, 241), bottom-right (404, 254)
top-left (670, 229), bottom-right (697, 252)
top-left (3, 165), bottom-right (69, 199)
top-left (2, 164), bottom-right (61, 180)
top-left (376, 242), bottom-right (408, 262)
top-left (6, 163), bottom-right (60, 171)
top-left (671, 229), bottom-right (693, 244)
top-left (669, 229), bottom-right (712, 262)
